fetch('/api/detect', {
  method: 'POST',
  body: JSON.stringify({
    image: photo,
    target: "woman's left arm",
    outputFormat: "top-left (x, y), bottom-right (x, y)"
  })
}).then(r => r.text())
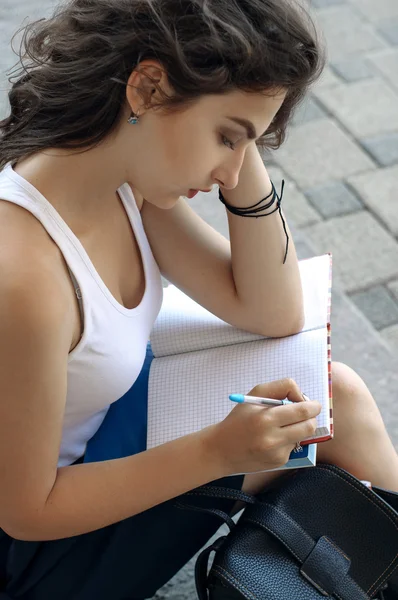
top-left (142, 144), bottom-right (304, 339)
top-left (222, 143), bottom-right (304, 336)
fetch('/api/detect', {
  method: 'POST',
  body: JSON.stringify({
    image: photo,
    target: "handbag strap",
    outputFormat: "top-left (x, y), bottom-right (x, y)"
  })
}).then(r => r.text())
top-left (195, 536), bottom-right (227, 600)
top-left (182, 485), bottom-right (257, 505)
top-left (246, 502), bottom-right (369, 600)
top-left (176, 486), bottom-right (257, 598)
top-left (175, 485), bottom-right (257, 533)
top-left (174, 500), bottom-right (237, 533)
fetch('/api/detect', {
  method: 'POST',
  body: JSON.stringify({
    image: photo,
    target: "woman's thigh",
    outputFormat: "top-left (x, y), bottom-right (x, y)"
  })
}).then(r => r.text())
top-left (2, 474), bottom-right (244, 600)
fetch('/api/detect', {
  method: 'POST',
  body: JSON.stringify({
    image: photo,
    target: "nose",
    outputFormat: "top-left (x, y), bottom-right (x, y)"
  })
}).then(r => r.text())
top-left (214, 152), bottom-right (246, 190)
top-left (214, 174), bottom-right (240, 191)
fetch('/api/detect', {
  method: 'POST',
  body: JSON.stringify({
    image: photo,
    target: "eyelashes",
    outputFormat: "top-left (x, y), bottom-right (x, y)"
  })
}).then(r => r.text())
top-left (220, 134), bottom-right (237, 151)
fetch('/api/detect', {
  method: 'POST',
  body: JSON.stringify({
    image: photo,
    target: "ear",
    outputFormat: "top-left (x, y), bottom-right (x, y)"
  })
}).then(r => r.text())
top-left (125, 60), bottom-right (171, 114)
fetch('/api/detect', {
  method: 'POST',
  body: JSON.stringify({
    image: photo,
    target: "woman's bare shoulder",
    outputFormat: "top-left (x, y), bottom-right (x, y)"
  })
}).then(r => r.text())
top-left (0, 199), bottom-right (75, 330)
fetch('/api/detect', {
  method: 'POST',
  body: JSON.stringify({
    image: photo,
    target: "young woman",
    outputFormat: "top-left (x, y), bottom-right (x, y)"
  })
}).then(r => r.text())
top-left (0, 0), bottom-right (397, 598)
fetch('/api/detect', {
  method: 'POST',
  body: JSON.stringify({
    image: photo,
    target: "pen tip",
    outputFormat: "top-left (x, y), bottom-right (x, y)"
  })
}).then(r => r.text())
top-left (229, 394), bottom-right (243, 403)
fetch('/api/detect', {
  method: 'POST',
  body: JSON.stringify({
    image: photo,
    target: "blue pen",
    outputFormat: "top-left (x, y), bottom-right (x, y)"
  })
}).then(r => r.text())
top-left (229, 394), bottom-right (293, 407)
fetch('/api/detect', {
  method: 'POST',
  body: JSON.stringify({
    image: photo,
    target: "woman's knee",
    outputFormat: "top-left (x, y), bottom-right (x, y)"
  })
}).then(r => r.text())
top-left (331, 361), bottom-right (364, 399)
top-left (330, 361), bottom-right (384, 426)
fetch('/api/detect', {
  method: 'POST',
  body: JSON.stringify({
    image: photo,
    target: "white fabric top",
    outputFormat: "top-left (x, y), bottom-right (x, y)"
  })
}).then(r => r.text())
top-left (0, 163), bottom-right (164, 466)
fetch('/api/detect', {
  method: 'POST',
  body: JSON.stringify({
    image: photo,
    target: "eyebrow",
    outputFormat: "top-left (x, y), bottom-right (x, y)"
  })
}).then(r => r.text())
top-left (226, 117), bottom-right (261, 140)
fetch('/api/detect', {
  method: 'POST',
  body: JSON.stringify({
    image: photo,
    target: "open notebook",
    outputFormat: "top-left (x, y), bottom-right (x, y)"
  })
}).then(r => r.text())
top-left (147, 254), bottom-right (333, 470)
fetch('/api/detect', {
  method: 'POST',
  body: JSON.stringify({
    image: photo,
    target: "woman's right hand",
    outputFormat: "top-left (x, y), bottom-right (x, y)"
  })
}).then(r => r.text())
top-left (207, 379), bottom-right (322, 474)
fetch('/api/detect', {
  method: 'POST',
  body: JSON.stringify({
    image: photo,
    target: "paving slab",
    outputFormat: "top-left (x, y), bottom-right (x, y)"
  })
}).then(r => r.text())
top-left (380, 324), bottom-right (398, 355)
top-left (311, 0), bottom-right (346, 7)
top-left (313, 5), bottom-right (386, 61)
top-left (265, 165), bottom-right (322, 227)
top-left (347, 165), bottom-right (398, 236)
top-left (273, 119), bottom-right (375, 189)
top-left (360, 132), bottom-right (398, 167)
top-left (377, 18), bottom-right (398, 46)
top-left (291, 97), bottom-right (327, 126)
top-left (330, 55), bottom-right (375, 82)
top-left (305, 181), bottom-right (363, 219)
top-left (347, 0), bottom-right (398, 22)
top-left (388, 280), bottom-right (398, 302)
top-left (313, 79), bottom-right (398, 138)
top-left (350, 285), bottom-right (398, 330)
top-left (0, 95), bottom-right (8, 121)
top-left (303, 211), bottom-right (398, 292)
top-left (367, 48), bottom-right (398, 92)
top-left (314, 65), bottom-right (342, 88)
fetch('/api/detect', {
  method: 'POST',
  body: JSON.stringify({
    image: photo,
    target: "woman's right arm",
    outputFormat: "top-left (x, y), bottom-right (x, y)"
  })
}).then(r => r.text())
top-left (0, 251), bottom-right (227, 542)
top-left (0, 251), bottom-right (321, 543)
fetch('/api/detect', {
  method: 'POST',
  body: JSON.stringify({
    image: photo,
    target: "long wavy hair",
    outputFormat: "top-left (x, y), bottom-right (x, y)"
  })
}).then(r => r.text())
top-left (0, 0), bottom-right (325, 170)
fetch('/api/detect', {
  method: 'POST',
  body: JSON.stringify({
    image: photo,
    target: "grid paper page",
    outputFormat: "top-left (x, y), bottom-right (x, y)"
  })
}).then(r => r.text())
top-left (147, 328), bottom-right (328, 449)
top-left (150, 254), bottom-right (331, 358)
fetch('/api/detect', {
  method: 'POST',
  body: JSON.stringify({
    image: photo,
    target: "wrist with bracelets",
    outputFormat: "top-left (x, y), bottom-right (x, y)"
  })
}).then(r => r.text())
top-left (218, 180), bottom-right (289, 264)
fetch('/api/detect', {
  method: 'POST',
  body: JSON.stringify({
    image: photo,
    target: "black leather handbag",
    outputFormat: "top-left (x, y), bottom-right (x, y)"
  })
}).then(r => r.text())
top-left (176, 464), bottom-right (398, 600)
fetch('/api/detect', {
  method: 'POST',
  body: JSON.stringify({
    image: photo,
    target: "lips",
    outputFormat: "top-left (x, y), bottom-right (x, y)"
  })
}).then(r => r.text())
top-left (187, 188), bottom-right (212, 194)
top-left (184, 188), bottom-right (212, 199)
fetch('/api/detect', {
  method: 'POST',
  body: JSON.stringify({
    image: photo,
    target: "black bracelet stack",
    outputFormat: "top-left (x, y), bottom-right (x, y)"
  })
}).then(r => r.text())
top-left (218, 180), bottom-right (289, 265)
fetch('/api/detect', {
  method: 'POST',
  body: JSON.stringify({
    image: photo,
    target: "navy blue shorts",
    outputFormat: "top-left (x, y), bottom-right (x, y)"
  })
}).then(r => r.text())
top-left (0, 345), bottom-right (244, 599)
top-left (0, 469), bottom-right (243, 599)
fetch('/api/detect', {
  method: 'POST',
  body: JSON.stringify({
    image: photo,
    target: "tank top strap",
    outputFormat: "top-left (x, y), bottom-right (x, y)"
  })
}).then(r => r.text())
top-left (66, 263), bottom-right (84, 324)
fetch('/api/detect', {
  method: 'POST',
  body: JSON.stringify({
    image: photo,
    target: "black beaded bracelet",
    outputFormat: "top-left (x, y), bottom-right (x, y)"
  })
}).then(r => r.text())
top-left (219, 180), bottom-right (289, 264)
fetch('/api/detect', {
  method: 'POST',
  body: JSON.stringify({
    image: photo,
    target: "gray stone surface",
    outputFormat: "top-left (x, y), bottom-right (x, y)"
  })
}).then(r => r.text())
top-left (291, 97), bottom-right (327, 126)
top-left (0, 95), bottom-right (8, 121)
top-left (266, 165), bottom-right (322, 227)
top-left (367, 48), bottom-right (398, 92)
top-left (347, 165), bottom-right (398, 236)
top-left (313, 5), bottom-right (386, 61)
top-left (377, 18), bottom-right (398, 46)
top-left (380, 324), bottom-right (398, 354)
top-left (273, 119), bottom-right (375, 189)
top-left (302, 211), bottom-right (398, 292)
top-left (313, 79), bottom-right (398, 138)
top-left (388, 280), bottom-right (398, 302)
top-left (350, 286), bottom-right (398, 330)
top-left (360, 132), bottom-right (398, 167)
top-left (330, 56), bottom-right (375, 82)
top-left (311, 0), bottom-right (346, 8)
top-left (347, 0), bottom-right (398, 22)
top-left (315, 65), bottom-right (342, 88)
top-left (305, 181), bottom-right (363, 219)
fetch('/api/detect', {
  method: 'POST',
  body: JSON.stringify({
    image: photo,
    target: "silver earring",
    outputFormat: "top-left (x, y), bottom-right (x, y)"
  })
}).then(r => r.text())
top-left (128, 111), bottom-right (140, 125)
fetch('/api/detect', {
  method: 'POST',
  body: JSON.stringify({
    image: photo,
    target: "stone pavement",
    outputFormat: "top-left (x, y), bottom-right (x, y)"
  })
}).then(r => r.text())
top-left (1, 0), bottom-right (397, 598)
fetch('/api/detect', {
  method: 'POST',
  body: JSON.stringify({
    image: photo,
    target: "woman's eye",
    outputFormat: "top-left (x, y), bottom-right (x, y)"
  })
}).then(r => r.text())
top-left (221, 134), bottom-right (236, 151)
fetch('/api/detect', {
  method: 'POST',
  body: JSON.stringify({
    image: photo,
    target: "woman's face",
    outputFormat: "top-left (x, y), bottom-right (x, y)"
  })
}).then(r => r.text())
top-left (121, 61), bottom-right (286, 209)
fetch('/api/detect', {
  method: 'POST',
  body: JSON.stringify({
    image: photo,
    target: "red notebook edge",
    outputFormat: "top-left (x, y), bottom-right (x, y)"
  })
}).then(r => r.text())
top-left (301, 253), bottom-right (333, 446)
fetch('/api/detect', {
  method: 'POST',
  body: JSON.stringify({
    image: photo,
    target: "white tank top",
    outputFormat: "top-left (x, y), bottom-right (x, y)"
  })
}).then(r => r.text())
top-left (0, 163), bottom-right (164, 466)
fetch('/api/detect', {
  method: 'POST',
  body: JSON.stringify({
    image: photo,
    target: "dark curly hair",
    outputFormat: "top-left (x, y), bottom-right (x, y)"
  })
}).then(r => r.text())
top-left (0, 0), bottom-right (325, 170)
